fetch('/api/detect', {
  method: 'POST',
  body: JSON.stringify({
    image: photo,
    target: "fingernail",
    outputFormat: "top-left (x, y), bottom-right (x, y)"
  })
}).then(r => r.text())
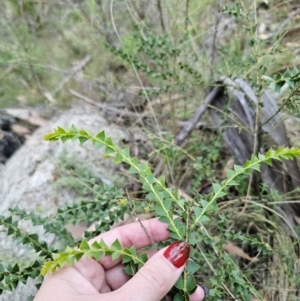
top-left (199, 285), bottom-right (210, 297)
top-left (163, 241), bottom-right (190, 268)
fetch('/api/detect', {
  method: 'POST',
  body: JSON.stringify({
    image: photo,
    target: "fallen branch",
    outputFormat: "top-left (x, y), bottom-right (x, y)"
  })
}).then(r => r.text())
top-left (175, 86), bottom-right (222, 146)
top-left (68, 89), bottom-right (146, 123)
top-left (52, 56), bottom-right (92, 96)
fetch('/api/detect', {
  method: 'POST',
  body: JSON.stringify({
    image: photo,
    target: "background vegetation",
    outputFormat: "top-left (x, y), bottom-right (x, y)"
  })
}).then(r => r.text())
top-left (1, 0), bottom-right (300, 300)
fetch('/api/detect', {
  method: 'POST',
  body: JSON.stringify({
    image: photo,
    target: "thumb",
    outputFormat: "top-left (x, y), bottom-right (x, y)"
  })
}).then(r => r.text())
top-left (119, 241), bottom-right (190, 301)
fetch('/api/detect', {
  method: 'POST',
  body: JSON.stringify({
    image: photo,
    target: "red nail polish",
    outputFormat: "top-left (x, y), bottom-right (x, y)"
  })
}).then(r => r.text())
top-left (163, 241), bottom-right (190, 268)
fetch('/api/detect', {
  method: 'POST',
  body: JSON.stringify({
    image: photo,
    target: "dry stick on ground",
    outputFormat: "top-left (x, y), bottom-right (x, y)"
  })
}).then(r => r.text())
top-left (43, 56), bottom-right (92, 104)
top-left (52, 56), bottom-right (91, 96)
top-left (68, 88), bottom-right (147, 124)
top-left (157, 0), bottom-right (165, 33)
top-left (175, 86), bottom-right (222, 146)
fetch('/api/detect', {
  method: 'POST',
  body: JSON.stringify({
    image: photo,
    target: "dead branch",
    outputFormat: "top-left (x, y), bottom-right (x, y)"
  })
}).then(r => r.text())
top-left (175, 86), bottom-right (222, 146)
top-left (68, 89), bottom-right (147, 125)
top-left (52, 55), bottom-right (91, 95)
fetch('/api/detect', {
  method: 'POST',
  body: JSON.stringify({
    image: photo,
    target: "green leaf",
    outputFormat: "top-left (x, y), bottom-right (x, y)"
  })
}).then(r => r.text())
top-left (138, 162), bottom-right (148, 172)
top-left (199, 215), bottom-right (210, 223)
top-left (79, 136), bottom-right (88, 144)
top-left (128, 166), bottom-right (139, 174)
top-left (155, 204), bottom-right (167, 216)
top-left (261, 75), bottom-right (273, 82)
top-left (121, 147), bottom-right (130, 157)
top-left (145, 192), bottom-right (155, 201)
top-left (234, 165), bottom-right (243, 173)
top-left (79, 129), bottom-right (88, 136)
top-left (57, 126), bottom-right (66, 134)
top-left (138, 253), bottom-right (148, 263)
top-left (112, 251), bottom-right (120, 261)
top-left (112, 239), bottom-right (122, 251)
top-left (142, 180), bottom-right (151, 190)
top-left (251, 24), bottom-right (257, 33)
top-left (123, 264), bottom-right (135, 276)
top-left (96, 130), bottom-right (105, 141)
top-left (287, 80), bottom-right (295, 89)
top-left (226, 180), bottom-right (238, 186)
top-left (145, 174), bottom-right (154, 185)
top-left (200, 199), bottom-right (208, 208)
top-left (226, 169), bottom-right (236, 179)
top-left (175, 274), bottom-right (184, 290)
top-left (169, 231), bottom-right (181, 240)
top-left (79, 240), bottom-right (90, 251)
top-left (105, 137), bottom-right (115, 153)
top-left (70, 124), bottom-right (78, 133)
top-left (66, 256), bottom-right (76, 266)
top-left (158, 175), bottom-right (166, 187)
top-left (212, 183), bottom-right (221, 193)
top-left (122, 248), bottom-right (132, 263)
top-left (74, 253), bottom-right (84, 262)
top-left (61, 136), bottom-right (68, 143)
top-left (215, 191), bottom-right (226, 199)
top-left (251, 164), bottom-right (260, 172)
top-left (105, 137), bottom-right (113, 146)
top-left (187, 259), bottom-right (201, 274)
top-left (173, 292), bottom-right (184, 301)
top-left (269, 82), bottom-right (282, 93)
top-left (164, 199), bottom-right (172, 210)
top-left (129, 245), bottom-right (137, 257)
top-left (158, 216), bottom-right (170, 224)
top-left (167, 210), bottom-right (173, 220)
top-left (186, 274), bottom-right (197, 293)
top-left (99, 239), bottom-right (108, 249)
top-left (194, 207), bottom-right (202, 218)
top-left (115, 153), bottom-right (123, 164)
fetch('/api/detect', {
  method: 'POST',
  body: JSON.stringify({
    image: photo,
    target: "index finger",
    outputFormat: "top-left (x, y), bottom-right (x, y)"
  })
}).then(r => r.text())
top-left (89, 218), bottom-right (169, 269)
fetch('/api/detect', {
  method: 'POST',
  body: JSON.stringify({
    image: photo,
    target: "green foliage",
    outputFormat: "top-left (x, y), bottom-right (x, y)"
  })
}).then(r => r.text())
top-left (0, 260), bottom-right (42, 295)
top-left (262, 67), bottom-right (300, 93)
top-left (0, 215), bottom-right (52, 259)
top-left (40, 126), bottom-right (300, 300)
top-left (107, 31), bottom-right (202, 99)
top-left (262, 67), bottom-right (300, 116)
top-left (0, 215), bottom-right (48, 294)
top-left (41, 238), bottom-right (147, 275)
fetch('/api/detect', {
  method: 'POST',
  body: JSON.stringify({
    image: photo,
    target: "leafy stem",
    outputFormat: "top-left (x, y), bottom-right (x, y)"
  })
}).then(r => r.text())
top-left (191, 147), bottom-right (300, 228)
top-left (41, 238), bottom-right (146, 276)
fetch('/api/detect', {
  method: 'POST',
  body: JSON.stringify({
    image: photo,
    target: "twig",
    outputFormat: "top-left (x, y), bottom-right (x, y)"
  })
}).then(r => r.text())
top-left (209, 12), bottom-right (221, 82)
top-left (156, 0), bottom-right (165, 33)
top-left (68, 89), bottom-right (105, 108)
top-left (261, 83), bottom-right (299, 127)
top-left (125, 190), bottom-right (155, 246)
top-left (185, 0), bottom-right (190, 32)
top-left (274, 9), bottom-right (300, 38)
top-left (110, 0), bottom-right (121, 40)
top-left (68, 89), bottom-right (146, 122)
top-left (52, 56), bottom-right (91, 96)
top-left (175, 86), bottom-right (222, 146)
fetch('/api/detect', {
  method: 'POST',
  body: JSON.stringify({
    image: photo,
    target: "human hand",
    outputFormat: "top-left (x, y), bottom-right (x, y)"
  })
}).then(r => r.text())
top-left (34, 218), bottom-right (208, 301)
